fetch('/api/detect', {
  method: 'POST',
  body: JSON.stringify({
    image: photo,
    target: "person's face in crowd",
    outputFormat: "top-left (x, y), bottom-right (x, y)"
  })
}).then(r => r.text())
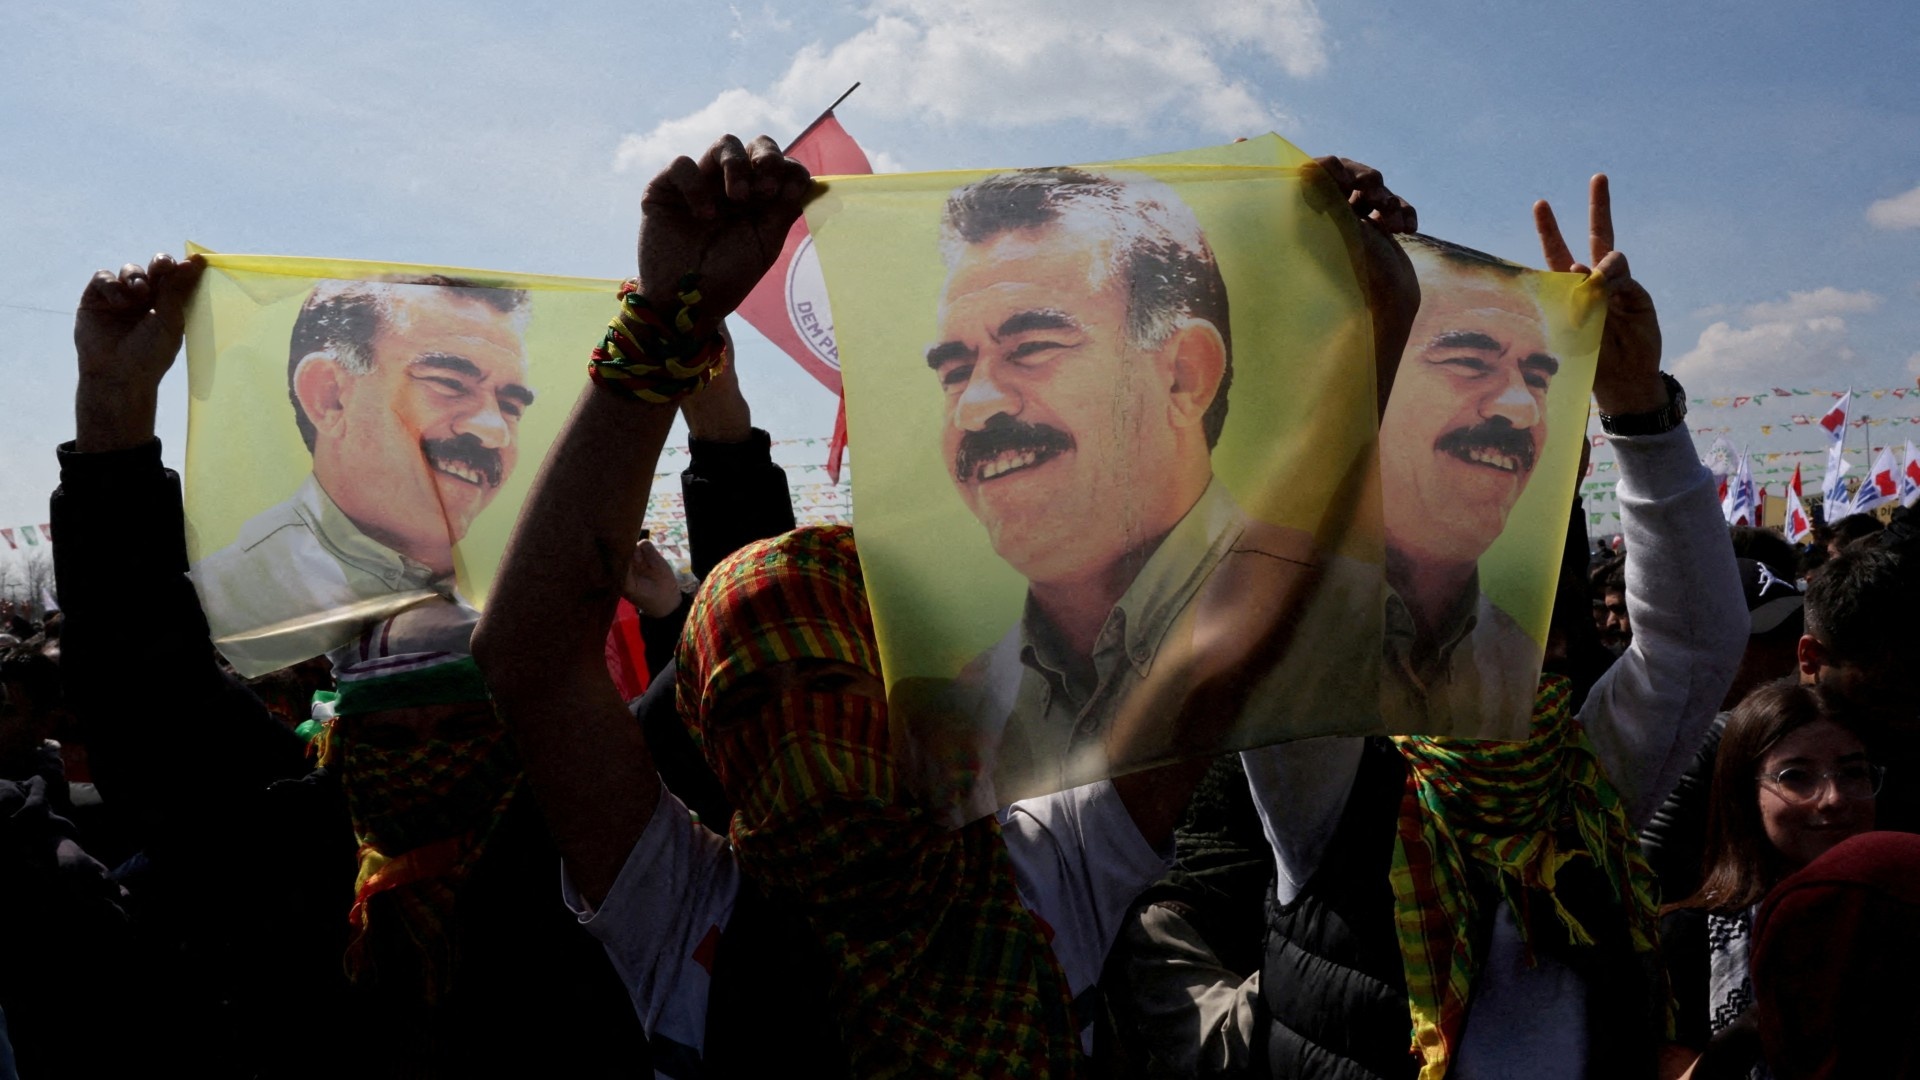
top-left (338, 693), bottom-right (517, 857)
top-left (706, 659), bottom-right (887, 730)
top-left (1755, 719), bottom-right (1876, 869)
top-left (930, 225), bottom-right (1214, 586)
top-left (1379, 269), bottom-right (1558, 571)
top-left (1603, 589), bottom-right (1630, 643)
top-left (300, 291), bottom-right (533, 569)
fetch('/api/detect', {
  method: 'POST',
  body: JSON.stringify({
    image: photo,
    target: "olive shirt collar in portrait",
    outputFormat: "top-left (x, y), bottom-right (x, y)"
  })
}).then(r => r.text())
top-left (1383, 580), bottom-right (1541, 741)
top-left (296, 475), bottom-right (446, 591)
top-left (191, 474), bottom-right (454, 677)
top-left (1010, 479), bottom-right (1247, 774)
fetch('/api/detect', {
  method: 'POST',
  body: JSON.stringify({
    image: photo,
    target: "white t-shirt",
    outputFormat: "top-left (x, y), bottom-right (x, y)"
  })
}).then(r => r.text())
top-left (564, 778), bottom-right (1167, 1077)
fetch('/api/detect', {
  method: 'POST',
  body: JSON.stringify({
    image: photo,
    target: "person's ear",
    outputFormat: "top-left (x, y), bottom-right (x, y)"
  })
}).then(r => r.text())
top-left (1163, 318), bottom-right (1227, 433)
top-left (1796, 633), bottom-right (1827, 683)
top-left (293, 351), bottom-right (350, 440)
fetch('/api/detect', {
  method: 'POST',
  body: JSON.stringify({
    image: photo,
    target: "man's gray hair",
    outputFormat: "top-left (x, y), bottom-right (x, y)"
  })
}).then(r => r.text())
top-left (940, 168), bottom-right (1234, 448)
top-left (286, 276), bottom-right (530, 452)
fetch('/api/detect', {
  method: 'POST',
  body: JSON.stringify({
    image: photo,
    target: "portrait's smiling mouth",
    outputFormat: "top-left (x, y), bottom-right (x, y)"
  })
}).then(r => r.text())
top-left (1454, 445), bottom-right (1527, 473)
top-left (974, 445), bottom-right (1064, 482)
top-left (953, 414), bottom-right (1076, 486)
top-left (1432, 421), bottom-right (1536, 478)
top-left (421, 434), bottom-right (504, 489)
top-left (431, 456), bottom-right (490, 487)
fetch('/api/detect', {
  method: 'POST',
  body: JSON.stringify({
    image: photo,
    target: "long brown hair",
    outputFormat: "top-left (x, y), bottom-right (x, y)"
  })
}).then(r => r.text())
top-left (1669, 680), bottom-right (1872, 913)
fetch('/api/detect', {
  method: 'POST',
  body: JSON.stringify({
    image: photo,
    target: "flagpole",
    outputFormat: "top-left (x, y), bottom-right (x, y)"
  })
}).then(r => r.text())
top-left (789, 82), bottom-right (862, 148)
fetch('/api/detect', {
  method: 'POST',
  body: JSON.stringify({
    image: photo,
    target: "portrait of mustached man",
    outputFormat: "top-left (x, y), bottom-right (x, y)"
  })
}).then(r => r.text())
top-left (192, 278), bottom-right (535, 676)
top-left (1378, 235), bottom-right (1563, 735)
top-left (924, 167), bottom-right (1349, 809)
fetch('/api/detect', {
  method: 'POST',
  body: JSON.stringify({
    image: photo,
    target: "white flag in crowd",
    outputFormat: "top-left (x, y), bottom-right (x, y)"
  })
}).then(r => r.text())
top-left (1903, 440), bottom-right (1920, 509)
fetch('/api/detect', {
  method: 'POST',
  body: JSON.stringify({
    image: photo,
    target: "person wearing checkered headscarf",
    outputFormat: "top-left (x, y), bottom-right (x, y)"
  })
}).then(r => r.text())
top-left (675, 526), bottom-right (1085, 1078)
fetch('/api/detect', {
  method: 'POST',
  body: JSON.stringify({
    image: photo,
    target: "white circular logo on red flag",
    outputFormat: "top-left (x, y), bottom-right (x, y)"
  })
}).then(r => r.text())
top-left (784, 235), bottom-right (840, 372)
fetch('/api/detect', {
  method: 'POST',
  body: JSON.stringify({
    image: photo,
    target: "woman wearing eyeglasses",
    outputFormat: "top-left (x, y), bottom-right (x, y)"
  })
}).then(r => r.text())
top-left (1658, 680), bottom-right (1882, 1078)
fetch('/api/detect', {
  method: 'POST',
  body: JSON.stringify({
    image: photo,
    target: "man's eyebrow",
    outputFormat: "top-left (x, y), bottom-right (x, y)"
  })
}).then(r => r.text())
top-left (995, 308), bottom-right (1082, 338)
top-left (412, 353), bottom-right (534, 406)
top-left (926, 340), bottom-right (974, 369)
top-left (925, 308), bottom-right (1083, 369)
top-left (1426, 330), bottom-right (1502, 352)
top-left (410, 353), bottom-right (484, 378)
top-left (1521, 352), bottom-right (1562, 378)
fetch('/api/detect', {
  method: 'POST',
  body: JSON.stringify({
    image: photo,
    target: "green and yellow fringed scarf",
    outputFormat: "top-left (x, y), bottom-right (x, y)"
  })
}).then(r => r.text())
top-left (1388, 674), bottom-right (1670, 1080)
top-left (678, 526), bottom-right (1084, 1080)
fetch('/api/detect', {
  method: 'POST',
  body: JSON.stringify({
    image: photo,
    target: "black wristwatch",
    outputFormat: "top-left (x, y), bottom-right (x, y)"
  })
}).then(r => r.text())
top-left (1598, 373), bottom-right (1688, 437)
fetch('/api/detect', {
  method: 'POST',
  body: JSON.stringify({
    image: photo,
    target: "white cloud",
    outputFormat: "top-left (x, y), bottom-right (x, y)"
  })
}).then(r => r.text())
top-left (614, 89), bottom-right (805, 174)
top-left (729, 3), bottom-right (794, 41)
top-left (866, 148), bottom-right (908, 174)
top-left (1740, 286), bottom-right (1881, 323)
top-left (613, 0), bottom-right (1328, 174)
top-left (1671, 287), bottom-right (1883, 391)
top-left (1867, 183), bottom-right (1920, 230)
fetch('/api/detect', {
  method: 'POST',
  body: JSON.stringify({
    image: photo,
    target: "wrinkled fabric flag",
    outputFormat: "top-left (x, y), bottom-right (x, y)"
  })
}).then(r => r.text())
top-left (180, 251), bottom-right (622, 676)
top-left (804, 135), bottom-right (1602, 816)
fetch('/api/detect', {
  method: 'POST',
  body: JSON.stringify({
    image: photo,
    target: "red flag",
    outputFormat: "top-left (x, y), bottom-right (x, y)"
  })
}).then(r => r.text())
top-left (732, 113), bottom-right (873, 396)
top-left (602, 598), bottom-right (651, 701)
top-left (731, 110), bottom-right (872, 482)
top-left (0, 528), bottom-right (12, 550)
top-left (825, 396), bottom-right (850, 484)
top-left (37, 523), bottom-right (51, 544)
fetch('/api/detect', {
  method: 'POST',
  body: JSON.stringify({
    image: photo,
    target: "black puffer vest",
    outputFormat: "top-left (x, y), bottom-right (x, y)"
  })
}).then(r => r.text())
top-left (1258, 737), bottom-right (1419, 1079)
top-left (1257, 738), bottom-right (1662, 1080)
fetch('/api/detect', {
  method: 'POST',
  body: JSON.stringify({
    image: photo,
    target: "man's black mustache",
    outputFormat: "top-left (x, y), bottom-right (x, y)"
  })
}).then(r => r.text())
top-left (1433, 418), bottom-right (1537, 474)
top-left (422, 434), bottom-right (504, 488)
top-left (953, 413), bottom-right (1076, 481)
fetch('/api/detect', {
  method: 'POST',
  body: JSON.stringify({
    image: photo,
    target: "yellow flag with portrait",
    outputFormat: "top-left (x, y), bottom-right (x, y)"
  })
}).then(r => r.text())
top-left (803, 135), bottom-right (1602, 819)
top-left (180, 250), bottom-right (619, 677)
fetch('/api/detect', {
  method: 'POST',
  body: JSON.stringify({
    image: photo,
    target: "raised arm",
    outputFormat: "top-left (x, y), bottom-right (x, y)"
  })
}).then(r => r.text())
top-left (55, 254), bottom-right (311, 833)
top-left (472, 135), bottom-right (809, 907)
top-left (1536, 177), bottom-right (1745, 821)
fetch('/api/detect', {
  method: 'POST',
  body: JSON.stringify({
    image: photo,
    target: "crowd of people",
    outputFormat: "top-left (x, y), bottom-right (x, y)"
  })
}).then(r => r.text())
top-left (3, 133), bottom-right (1919, 1080)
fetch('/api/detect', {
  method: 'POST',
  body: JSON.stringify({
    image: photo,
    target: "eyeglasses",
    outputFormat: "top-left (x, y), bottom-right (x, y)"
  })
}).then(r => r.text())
top-left (1757, 763), bottom-right (1886, 803)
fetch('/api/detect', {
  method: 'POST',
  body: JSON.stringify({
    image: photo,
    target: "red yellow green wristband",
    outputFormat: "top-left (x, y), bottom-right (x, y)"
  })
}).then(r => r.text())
top-left (589, 275), bottom-right (730, 404)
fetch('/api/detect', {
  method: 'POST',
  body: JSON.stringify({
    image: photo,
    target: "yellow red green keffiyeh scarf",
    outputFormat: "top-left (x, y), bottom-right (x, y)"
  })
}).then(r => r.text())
top-left (1388, 674), bottom-right (1670, 1080)
top-left (676, 525), bottom-right (1083, 1079)
top-left (327, 652), bottom-right (520, 1005)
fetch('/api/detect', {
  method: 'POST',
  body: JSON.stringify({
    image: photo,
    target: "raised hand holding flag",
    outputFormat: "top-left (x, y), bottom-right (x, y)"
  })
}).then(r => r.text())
top-left (729, 85), bottom-right (871, 481)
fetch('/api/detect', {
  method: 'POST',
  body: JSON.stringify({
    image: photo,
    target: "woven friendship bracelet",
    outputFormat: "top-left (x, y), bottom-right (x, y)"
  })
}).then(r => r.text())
top-left (589, 275), bottom-right (730, 404)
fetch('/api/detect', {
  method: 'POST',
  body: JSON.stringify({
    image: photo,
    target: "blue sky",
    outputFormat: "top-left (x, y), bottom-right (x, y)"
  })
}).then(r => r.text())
top-left (3, 0), bottom-right (1916, 532)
